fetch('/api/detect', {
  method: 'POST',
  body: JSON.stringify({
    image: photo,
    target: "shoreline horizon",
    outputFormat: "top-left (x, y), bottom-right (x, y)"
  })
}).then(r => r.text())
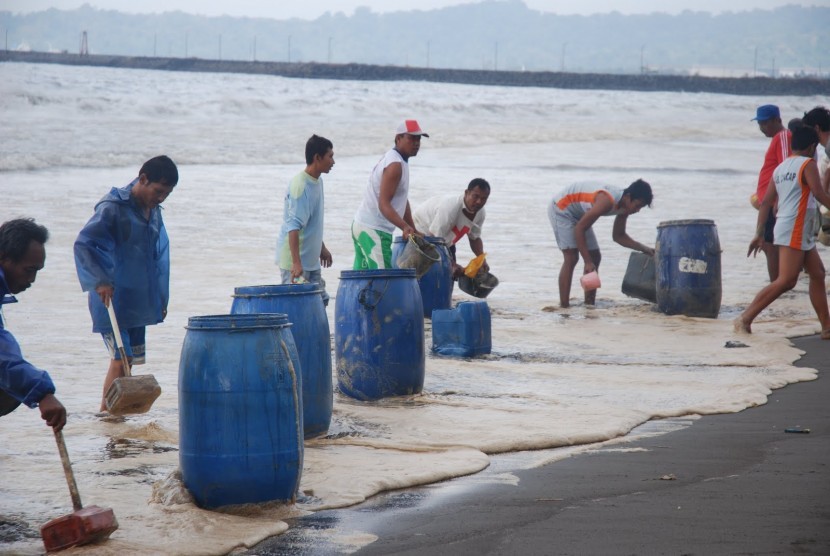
top-left (2, 50), bottom-right (828, 97)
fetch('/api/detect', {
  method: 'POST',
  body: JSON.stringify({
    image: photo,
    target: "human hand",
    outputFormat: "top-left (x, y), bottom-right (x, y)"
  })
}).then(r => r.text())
top-left (290, 261), bottom-right (304, 280)
top-left (320, 247), bottom-right (332, 268)
top-left (38, 393), bottom-right (66, 432)
top-left (451, 264), bottom-right (465, 279)
top-left (583, 262), bottom-right (597, 274)
top-left (96, 284), bottom-right (114, 307)
top-left (747, 236), bottom-right (764, 258)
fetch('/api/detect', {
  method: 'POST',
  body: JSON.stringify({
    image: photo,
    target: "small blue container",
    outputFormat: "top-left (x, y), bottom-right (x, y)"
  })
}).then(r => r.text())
top-left (392, 236), bottom-right (453, 318)
top-left (179, 314), bottom-right (303, 509)
top-left (432, 301), bottom-right (492, 357)
top-left (335, 269), bottom-right (425, 401)
top-left (655, 219), bottom-right (722, 318)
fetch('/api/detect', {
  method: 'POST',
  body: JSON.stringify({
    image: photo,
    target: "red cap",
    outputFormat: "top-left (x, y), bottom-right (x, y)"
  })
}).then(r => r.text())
top-left (396, 119), bottom-right (429, 137)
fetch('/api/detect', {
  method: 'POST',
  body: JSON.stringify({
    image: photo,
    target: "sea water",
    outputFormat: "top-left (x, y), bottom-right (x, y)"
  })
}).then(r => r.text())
top-left (0, 62), bottom-right (826, 554)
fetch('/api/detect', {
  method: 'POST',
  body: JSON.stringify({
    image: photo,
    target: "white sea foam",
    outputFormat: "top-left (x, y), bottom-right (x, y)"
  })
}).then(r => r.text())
top-left (0, 62), bottom-right (827, 554)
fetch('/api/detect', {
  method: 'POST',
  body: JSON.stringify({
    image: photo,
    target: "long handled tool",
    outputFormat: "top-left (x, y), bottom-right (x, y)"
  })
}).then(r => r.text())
top-left (40, 430), bottom-right (119, 552)
top-left (104, 302), bottom-right (161, 415)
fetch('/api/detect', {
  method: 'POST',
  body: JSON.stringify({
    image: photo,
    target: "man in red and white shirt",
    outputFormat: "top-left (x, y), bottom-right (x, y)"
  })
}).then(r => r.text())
top-left (751, 104), bottom-right (792, 281)
top-left (413, 178), bottom-right (490, 278)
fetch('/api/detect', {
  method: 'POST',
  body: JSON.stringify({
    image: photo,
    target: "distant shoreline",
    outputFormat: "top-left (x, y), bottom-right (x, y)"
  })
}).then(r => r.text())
top-left (2, 50), bottom-right (827, 96)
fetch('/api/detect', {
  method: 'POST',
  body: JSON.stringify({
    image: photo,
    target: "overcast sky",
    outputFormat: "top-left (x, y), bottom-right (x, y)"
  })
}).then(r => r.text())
top-left (3, 0), bottom-right (829, 20)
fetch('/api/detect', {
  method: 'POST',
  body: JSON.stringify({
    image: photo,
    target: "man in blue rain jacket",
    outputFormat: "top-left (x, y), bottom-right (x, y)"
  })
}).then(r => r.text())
top-left (74, 155), bottom-right (178, 412)
top-left (1, 218), bottom-right (66, 431)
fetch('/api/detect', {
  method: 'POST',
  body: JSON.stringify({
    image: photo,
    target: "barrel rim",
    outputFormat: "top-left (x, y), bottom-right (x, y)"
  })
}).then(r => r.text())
top-left (185, 313), bottom-right (292, 330)
top-left (340, 268), bottom-right (417, 279)
top-left (232, 283), bottom-right (323, 297)
top-left (393, 235), bottom-right (448, 246)
top-left (657, 219), bottom-right (716, 228)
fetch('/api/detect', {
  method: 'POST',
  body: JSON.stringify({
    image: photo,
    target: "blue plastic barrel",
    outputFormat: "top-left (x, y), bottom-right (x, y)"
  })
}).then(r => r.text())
top-left (179, 314), bottom-right (303, 509)
top-left (392, 236), bottom-right (453, 318)
top-left (432, 301), bottom-right (492, 357)
top-left (335, 269), bottom-right (425, 400)
top-left (231, 284), bottom-right (332, 439)
top-left (655, 219), bottom-right (722, 318)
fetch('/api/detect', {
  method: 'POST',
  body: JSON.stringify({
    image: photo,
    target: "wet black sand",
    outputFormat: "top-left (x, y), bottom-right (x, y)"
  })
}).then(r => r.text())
top-left (243, 333), bottom-right (829, 555)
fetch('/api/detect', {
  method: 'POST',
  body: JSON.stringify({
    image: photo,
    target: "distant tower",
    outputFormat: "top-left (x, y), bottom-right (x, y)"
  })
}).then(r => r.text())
top-left (80, 31), bottom-right (89, 56)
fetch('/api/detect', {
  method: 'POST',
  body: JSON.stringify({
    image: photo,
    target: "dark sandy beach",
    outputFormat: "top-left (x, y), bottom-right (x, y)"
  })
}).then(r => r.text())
top-left (244, 333), bottom-right (829, 555)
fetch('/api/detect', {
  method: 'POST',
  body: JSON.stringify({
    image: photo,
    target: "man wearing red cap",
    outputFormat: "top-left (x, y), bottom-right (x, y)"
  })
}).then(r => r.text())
top-left (352, 120), bottom-right (429, 269)
top-left (750, 104), bottom-right (791, 281)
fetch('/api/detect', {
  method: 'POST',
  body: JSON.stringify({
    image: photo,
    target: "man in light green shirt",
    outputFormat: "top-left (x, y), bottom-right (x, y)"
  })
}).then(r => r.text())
top-left (276, 135), bottom-right (335, 304)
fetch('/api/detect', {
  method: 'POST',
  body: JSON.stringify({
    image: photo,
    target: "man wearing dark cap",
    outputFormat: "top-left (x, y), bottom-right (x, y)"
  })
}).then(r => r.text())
top-left (352, 120), bottom-right (429, 269)
top-left (750, 104), bottom-right (791, 281)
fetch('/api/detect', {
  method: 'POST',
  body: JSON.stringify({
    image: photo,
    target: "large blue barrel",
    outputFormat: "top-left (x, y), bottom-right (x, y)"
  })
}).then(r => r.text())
top-left (179, 314), bottom-right (303, 509)
top-left (655, 219), bottom-right (722, 318)
top-left (335, 269), bottom-right (425, 400)
top-left (392, 236), bottom-right (453, 318)
top-left (231, 284), bottom-right (332, 439)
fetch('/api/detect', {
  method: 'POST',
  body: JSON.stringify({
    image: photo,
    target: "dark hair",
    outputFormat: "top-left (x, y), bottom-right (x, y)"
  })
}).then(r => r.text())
top-left (623, 179), bottom-right (653, 207)
top-left (791, 126), bottom-right (819, 151)
top-left (139, 155), bottom-right (178, 187)
top-left (787, 118), bottom-right (803, 133)
top-left (802, 106), bottom-right (830, 132)
top-left (305, 134), bottom-right (333, 165)
top-left (467, 178), bottom-right (491, 193)
top-left (0, 218), bottom-right (49, 262)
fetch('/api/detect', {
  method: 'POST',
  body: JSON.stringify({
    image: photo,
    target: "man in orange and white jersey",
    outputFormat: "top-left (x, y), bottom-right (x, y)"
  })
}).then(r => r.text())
top-left (750, 104), bottom-right (792, 281)
top-left (736, 126), bottom-right (830, 339)
top-left (548, 179), bottom-right (654, 308)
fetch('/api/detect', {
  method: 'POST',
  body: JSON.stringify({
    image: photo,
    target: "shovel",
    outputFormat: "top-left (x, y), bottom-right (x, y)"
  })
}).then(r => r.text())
top-left (40, 430), bottom-right (119, 552)
top-left (104, 302), bottom-right (161, 415)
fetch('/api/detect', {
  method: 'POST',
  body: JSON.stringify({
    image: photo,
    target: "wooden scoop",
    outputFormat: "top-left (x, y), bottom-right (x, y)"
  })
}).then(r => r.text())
top-left (40, 430), bottom-right (119, 552)
top-left (104, 302), bottom-right (161, 415)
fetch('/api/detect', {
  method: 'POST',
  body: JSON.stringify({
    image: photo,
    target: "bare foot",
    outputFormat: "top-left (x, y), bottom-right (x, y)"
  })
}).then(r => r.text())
top-left (821, 329), bottom-right (830, 340)
top-left (733, 317), bottom-right (752, 334)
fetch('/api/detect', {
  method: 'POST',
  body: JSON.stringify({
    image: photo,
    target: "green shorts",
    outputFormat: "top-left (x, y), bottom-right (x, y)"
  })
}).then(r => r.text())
top-left (351, 221), bottom-right (393, 269)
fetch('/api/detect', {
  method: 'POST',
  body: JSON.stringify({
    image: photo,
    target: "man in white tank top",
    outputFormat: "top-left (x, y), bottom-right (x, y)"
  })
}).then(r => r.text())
top-left (352, 120), bottom-right (429, 269)
top-left (736, 126), bottom-right (830, 340)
